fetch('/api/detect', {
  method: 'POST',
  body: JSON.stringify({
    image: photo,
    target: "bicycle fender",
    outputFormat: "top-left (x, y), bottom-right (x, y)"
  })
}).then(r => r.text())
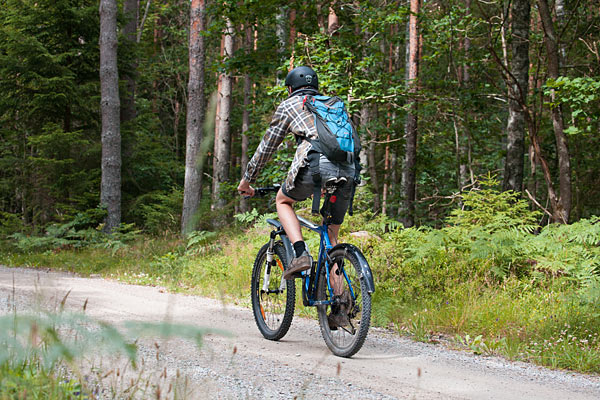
top-left (331, 243), bottom-right (375, 294)
top-left (266, 219), bottom-right (295, 264)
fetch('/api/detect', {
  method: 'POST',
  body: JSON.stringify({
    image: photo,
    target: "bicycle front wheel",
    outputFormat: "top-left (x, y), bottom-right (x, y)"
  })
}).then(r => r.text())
top-left (317, 246), bottom-right (372, 357)
top-left (251, 241), bottom-right (295, 340)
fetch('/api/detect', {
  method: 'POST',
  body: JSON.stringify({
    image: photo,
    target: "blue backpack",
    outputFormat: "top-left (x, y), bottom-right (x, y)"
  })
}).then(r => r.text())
top-left (303, 95), bottom-right (358, 164)
top-left (302, 95), bottom-right (362, 216)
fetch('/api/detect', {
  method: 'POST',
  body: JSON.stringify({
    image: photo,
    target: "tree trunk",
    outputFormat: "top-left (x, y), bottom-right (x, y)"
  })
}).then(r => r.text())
top-left (212, 18), bottom-right (234, 212)
top-left (361, 104), bottom-right (380, 213)
top-left (382, 31), bottom-right (395, 216)
top-left (502, 0), bottom-right (530, 193)
top-left (239, 25), bottom-right (253, 213)
top-left (276, 9), bottom-right (287, 84)
top-left (316, 3), bottom-right (326, 33)
top-left (400, 0), bottom-right (420, 228)
top-left (538, 0), bottom-right (571, 223)
top-left (555, 0), bottom-right (566, 65)
top-left (121, 0), bottom-right (137, 124)
top-left (99, 0), bottom-right (121, 233)
top-left (461, 0), bottom-right (472, 188)
top-left (181, 0), bottom-right (207, 234)
top-left (289, 8), bottom-right (297, 70)
top-left (328, 6), bottom-right (339, 35)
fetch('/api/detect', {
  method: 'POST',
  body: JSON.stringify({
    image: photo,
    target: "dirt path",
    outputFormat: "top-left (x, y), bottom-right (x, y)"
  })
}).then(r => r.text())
top-left (1, 266), bottom-right (598, 399)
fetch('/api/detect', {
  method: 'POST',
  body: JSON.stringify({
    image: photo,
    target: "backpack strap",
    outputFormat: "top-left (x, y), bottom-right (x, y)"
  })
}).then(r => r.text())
top-left (307, 149), bottom-right (321, 215)
top-left (303, 94), bottom-right (321, 215)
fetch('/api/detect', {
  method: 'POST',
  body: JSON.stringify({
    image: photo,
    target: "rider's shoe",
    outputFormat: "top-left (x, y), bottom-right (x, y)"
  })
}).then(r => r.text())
top-left (283, 251), bottom-right (312, 280)
top-left (327, 290), bottom-right (353, 330)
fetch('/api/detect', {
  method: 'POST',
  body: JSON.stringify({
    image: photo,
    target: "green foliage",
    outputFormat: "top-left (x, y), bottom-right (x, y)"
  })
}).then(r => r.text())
top-left (447, 175), bottom-right (540, 232)
top-left (525, 217), bottom-right (600, 300)
top-left (9, 210), bottom-right (140, 254)
top-left (0, 310), bottom-right (223, 398)
top-left (0, 0), bottom-right (101, 227)
top-left (129, 188), bottom-right (183, 235)
top-left (545, 76), bottom-right (600, 135)
top-left (0, 212), bottom-right (21, 236)
top-left (234, 208), bottom-right (260, 225)
top-left (185, 230), bottom-right (218, 255)
top-left (0, 361), bottom-right (84, 399)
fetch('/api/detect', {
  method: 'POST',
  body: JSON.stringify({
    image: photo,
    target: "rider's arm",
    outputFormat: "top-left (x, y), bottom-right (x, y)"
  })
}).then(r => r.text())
top-left (243, 101), bottom-right (293, 184)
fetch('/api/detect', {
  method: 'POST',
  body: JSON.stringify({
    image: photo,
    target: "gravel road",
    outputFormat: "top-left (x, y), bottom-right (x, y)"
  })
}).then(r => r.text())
top-left (1, 266), bottom-right (599, 399)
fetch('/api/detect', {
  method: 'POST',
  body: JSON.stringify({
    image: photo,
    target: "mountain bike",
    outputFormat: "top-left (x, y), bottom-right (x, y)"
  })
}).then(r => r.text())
top-left (249, 183), bottom-right (375, 358)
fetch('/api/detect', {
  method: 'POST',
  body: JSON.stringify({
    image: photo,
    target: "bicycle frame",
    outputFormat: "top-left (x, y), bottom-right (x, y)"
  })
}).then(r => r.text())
top-left (265, 217), bottom-right (355, 308)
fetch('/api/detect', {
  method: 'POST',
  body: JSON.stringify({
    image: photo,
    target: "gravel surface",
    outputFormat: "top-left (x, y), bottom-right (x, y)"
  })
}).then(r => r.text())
top-left (1, 266), bottom-right (599, 399)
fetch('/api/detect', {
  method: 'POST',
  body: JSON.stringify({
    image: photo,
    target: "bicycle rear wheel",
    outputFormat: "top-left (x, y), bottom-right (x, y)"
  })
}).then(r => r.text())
top-left (251, 241), bottom-right (295, 340)
top-left (317, 246), bottom-right (371, 357)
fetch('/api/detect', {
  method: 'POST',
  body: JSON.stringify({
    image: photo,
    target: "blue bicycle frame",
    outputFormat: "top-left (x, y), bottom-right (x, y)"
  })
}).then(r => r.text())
top-left (266, 216), bottom-right (366, 308)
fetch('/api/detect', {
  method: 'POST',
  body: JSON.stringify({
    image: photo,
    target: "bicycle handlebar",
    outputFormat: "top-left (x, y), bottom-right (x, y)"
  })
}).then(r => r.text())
top-left (243, 184), bottom-right (281, 199)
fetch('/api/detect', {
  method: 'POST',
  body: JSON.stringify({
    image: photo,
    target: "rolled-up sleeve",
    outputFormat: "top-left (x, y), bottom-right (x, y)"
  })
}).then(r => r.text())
top-left (244, 102), bottom-right (293, 183)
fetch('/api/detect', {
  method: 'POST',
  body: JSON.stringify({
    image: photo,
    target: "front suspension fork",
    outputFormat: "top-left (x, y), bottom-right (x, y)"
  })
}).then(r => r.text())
top-left (261, 237), bottom-right (286, 294)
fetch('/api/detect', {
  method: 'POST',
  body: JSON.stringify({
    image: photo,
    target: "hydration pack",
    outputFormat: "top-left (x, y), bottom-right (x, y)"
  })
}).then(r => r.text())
top-left (302, 95), bottom-right (362, 216)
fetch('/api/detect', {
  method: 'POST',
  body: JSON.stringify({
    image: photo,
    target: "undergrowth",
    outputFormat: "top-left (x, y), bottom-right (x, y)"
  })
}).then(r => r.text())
top-left (0, 309), bottom-right (221, 399)
top-left (2, 177), bottom-right (600, 374)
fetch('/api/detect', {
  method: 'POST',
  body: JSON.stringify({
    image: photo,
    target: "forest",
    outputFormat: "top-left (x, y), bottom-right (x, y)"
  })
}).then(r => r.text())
top-left (1, 1), bottom-right (600, 388)
top-left (1, 0), bottom-right (598, 235)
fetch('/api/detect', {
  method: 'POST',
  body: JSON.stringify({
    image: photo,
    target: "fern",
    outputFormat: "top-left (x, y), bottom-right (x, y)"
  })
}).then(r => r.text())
top-left (185, 230), bottom-right (218, 255)
top-left (10, 221), bottom-right (140, 253)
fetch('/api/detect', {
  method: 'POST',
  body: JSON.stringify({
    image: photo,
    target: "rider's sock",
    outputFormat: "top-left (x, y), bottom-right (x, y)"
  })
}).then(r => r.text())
top-left (293, 241), bottom-right (307, 258)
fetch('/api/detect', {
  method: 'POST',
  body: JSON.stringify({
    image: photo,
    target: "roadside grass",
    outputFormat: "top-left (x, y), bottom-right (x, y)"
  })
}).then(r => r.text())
top-left (0, 305), bottom-right (222, 399)
top-left (388, 277), bottom-right (600, 373)
top-left (0, 362), bottom-right (84, 399)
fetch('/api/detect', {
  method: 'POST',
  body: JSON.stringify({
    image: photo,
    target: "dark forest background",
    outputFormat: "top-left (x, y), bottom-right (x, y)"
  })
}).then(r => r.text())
top-left (1, 0), bottom-right (599, 236)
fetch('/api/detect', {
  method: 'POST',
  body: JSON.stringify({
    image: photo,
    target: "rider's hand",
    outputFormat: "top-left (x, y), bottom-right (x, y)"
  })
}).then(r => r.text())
top-left (237, 178), bottom-right (255, 198)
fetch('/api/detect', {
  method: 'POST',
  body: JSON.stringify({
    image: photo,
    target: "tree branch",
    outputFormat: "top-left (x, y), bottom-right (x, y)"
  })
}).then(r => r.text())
top-left (525, 189), bottom-right (553, 219)
top-left (137, 0), bottom-right (152, 43)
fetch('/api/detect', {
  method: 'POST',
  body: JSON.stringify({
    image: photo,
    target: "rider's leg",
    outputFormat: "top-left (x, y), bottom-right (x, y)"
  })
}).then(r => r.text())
top-left (327, 224), bottom-right (345, 295)
top-left (328, 224), bottom-right (340, 245)
top-left (277, 188), bottom-right (313, 278)
top-left (276, 189), bottom-right (303, 243)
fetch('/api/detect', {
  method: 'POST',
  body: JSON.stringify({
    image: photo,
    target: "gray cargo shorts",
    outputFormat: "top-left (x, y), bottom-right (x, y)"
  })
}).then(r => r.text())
top-left (281, 156), bottom-right (355, 225)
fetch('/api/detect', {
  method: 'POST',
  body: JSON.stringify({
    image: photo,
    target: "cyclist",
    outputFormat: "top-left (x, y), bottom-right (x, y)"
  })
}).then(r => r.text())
top-left (237, 66), bottom-right (355, 326)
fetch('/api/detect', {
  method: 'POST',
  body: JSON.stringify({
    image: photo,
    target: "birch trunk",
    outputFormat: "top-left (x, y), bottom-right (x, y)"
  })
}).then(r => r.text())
top-left (555, 0), bottom-right (566, 65)
top-left (99, 0), bottom-right (121, 233)
top-left (459, 0), bottom-right (472, 190)
top-left (276, 9), bottom-right (287, 84)
top-left (181, 0), bottom-right (207, 234)
top-left (212, 19), bottom-right (234, 212)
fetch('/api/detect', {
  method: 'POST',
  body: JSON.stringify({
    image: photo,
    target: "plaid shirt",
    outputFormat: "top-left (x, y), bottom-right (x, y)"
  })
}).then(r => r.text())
top-left (244, 92), bottom-right (318, 190)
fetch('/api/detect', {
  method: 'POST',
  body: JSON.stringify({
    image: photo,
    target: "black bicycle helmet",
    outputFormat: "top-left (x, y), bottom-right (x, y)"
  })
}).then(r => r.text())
top-left (285, 66), bottom-right (319, 91)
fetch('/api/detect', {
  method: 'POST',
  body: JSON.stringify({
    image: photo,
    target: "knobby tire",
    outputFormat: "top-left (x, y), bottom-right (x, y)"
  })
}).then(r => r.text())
top-left (316, 246), bottom-right (372, 357)
top-left (251, 241), bottom-right (295, 340)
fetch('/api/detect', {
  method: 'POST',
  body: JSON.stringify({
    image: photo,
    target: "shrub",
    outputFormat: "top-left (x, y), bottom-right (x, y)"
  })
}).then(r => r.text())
top-left (128, 188), bottom-right (183, 235)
